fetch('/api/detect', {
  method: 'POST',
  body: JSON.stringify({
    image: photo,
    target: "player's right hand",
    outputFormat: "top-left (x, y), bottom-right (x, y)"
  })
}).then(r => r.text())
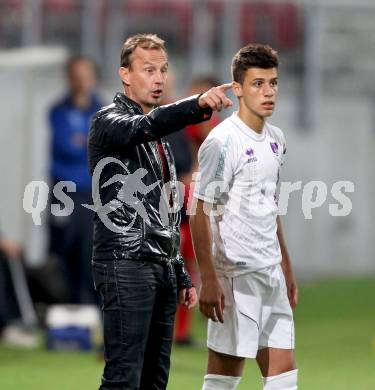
top-left (198, 83), bottom-right (233, 112)
top-left (199, 277), bottom-right (225, 323)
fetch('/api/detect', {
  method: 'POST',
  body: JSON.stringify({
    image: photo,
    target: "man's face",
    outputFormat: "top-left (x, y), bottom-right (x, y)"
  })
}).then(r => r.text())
top-left (119, 47), bottom-right (168, 113)
top-left (234, 67), bottom-right (278, 119)
top-left (68, 59), bottom-right (97, 97)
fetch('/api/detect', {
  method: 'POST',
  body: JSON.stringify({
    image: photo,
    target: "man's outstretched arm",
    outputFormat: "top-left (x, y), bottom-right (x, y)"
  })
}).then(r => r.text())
top-left (92, 83), bottom-right (233, 148)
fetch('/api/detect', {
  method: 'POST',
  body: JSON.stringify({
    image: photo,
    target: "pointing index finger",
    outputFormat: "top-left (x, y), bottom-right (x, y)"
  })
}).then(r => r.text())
top-left (217, 82), bottom-right (233, 91)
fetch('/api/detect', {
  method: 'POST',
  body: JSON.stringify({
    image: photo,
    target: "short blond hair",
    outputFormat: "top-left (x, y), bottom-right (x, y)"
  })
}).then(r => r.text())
top-left (120, 33), bottom-right (166, 68)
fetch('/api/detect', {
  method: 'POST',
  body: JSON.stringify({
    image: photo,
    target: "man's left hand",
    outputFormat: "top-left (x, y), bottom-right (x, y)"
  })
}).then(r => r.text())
top-left (178, 287), bottom-right (198, 309)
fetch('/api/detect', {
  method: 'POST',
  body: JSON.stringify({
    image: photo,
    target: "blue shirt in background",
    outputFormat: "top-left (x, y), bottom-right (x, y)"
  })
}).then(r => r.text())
top-left (49, 94), bottom-right (102, 191)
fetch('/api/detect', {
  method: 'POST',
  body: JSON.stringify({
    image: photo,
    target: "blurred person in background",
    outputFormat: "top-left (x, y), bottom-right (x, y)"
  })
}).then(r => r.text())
top-left (158, 67), bottom-right (197, 345)
top-left (190, 44), bottom-right (298, 390)
top-left (48, 56), bottom-right (103, 304)
top-left (0, 231), bottom-right (37, 348)
top-left (173, 75), bottom-right (223, 345)
top-left (185, 75), bottom-right (222, 160)
top-left (88, 33), bottom-right (232, 390)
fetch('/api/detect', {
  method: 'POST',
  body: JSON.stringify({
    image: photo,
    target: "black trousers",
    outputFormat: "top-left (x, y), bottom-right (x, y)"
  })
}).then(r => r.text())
top-left (92, 259), bottom-right (178, 390)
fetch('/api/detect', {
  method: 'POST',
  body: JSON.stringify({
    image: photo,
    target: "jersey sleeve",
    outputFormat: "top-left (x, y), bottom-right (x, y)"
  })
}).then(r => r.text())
top-left (193, 135), bottom-right (233, 203)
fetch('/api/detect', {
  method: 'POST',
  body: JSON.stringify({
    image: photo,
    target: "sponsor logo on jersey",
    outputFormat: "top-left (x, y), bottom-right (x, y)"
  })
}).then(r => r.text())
top-left (246, 147), bottom-right (254, 157)
top-left (246, 147), bottom-right (258, 163)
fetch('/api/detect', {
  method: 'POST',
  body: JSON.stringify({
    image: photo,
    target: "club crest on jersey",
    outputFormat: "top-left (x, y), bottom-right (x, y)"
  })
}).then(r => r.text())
top-left (270, 142), bottom-right (279, 155)
top-left (246, 147), bottom-right (257, 163)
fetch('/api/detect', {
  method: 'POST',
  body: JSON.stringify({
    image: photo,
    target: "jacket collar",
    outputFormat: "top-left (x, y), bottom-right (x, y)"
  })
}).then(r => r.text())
top-left (113, 93), bottom-right (143, 114)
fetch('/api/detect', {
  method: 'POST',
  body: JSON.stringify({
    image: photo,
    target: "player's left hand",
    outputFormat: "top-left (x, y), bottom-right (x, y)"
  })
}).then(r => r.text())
top-left (283, 269), bottom-right (298, 310)
top-left (178, 287), bottom-right (198, 309)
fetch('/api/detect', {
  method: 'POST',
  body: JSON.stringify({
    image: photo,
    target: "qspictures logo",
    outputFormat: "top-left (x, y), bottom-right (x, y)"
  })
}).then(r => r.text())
top-left (22, 157), bottom-right (355, 230)
top-left (83, 157), bottom-right (160, 238)
top-left (22, 157), bottom-right (183, 235)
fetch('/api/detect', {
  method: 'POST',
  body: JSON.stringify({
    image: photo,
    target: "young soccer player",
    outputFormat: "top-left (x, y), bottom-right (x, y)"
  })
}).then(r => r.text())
top-left (190, 44), bottom-right (298, 389)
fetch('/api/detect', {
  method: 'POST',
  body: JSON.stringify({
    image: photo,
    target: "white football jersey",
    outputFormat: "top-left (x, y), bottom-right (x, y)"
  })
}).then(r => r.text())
top-left (193, 112), bottom-right (286, 277)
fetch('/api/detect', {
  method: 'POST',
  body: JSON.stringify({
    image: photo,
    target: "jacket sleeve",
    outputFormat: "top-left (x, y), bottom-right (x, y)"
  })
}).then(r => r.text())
top-left (174, 255), bottom-right (193, 290)
top-left (93, 95), bottom-right (212, 148)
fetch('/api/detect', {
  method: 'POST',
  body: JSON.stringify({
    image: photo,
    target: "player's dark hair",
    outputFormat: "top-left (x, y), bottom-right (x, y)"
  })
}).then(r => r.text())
top-left (232, 44), bottom-right (278, 84)
top-left (120, 33), bottom-right (167, 68)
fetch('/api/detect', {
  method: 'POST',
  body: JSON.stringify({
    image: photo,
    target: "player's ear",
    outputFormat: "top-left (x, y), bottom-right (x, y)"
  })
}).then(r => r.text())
top-left (118, 67), bottom-right (130, 86)
top-left (232, 81), bottom-right (243, 98)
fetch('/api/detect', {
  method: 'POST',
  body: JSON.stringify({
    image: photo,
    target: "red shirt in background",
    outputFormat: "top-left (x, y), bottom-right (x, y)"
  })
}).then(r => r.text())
top-left (185, 114), bottom-right (221, 147)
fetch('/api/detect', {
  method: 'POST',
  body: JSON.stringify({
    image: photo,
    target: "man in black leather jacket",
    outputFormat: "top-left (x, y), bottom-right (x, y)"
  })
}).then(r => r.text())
top-left (88, 33), bottom-right (233, 390)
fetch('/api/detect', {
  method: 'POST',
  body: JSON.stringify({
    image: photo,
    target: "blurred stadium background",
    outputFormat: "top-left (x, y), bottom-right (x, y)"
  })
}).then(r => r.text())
top-left (0, 0), bottom-right (374, 389)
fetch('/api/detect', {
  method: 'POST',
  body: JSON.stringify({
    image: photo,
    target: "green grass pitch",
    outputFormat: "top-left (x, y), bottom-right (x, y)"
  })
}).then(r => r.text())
top-left (0, 278), bottom-right (374, 389)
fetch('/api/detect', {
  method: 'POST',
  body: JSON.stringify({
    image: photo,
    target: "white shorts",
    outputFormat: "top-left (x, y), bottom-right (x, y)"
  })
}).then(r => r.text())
top-left (207, 264), bottom-right (295, 358)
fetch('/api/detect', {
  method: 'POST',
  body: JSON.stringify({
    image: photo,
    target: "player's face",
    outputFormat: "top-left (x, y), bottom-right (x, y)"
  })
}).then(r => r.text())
top-left (234, 67), bottom-right (278, 119)
top-left (118, 47), bottom-right (168, 113)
